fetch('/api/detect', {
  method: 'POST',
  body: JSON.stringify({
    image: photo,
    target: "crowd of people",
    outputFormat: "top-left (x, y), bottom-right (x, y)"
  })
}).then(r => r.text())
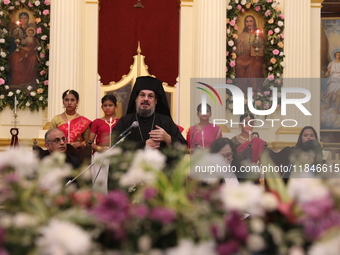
top-left (42, 76), bottom-right (329, 192)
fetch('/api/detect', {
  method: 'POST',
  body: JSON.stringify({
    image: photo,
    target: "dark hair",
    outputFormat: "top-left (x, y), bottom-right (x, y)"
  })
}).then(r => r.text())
top-left (301, 139), bottom-right (323, 166)
top-left (210, 137), bottom-right (235, 154)
top-left (242, 15), bottom-right (258, 32)
top-left (101, 94), bottom-right (117, 106)
top-left (295, 126), bottom-right (318, 149)
top-left (239, 112), bottom-right (255, 122)
top-left (62, 89), bottom-right (79, 101)
top-left (19, 12), bottom-right (29, 19)
top-left (197, 103), bottom-right (212, 113)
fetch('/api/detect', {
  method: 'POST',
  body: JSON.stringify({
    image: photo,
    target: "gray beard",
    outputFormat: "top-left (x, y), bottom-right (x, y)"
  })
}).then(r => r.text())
top-left (136, 106), bottom-right (155, 118)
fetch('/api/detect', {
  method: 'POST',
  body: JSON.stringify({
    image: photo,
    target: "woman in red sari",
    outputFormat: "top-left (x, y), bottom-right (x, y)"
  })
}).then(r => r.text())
top-left (187, 103), bottom-right (222, 152)
top-left (49, 90), bottom-right (92, 149)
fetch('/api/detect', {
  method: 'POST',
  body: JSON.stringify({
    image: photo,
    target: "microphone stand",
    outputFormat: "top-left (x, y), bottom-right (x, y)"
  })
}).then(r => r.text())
top-left (65, 131), bottom-right (132, 187)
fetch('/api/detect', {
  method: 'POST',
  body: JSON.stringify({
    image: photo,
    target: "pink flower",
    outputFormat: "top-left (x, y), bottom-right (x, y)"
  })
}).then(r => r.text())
top-left (0, 78), bottom-right (4, 85)
top-left (226, 51), bottom-right (229, 56)
top-left (144, 187), bottom-right (158, 200)
top-left (272, 49), bottom-right (280, 55)
top-left (150, 207), bottom-right (175, 224)
top-left (237, 4), bottom-right (242, 10)
top-left (268, 30), bottom-right (273, 36)
top-left (36, 27), bottom-right (42, 34)
top-left (44, 80), bottom-right (49, 85)
top-left (268, 75), bottom-right (275, 81)
top-left (267, 0), bottom-right (273, 2)
top-left (280, 33), bottom-right (285, 39)
top-left (265, 10), bottom-right (271, 17)
top-left (254, 6), bottom-right (261, 12)
top-left (264, 91), bottom-right (270, 96)
top-left (230, 61), bottom-right (236, 67)
top-left (44, 0), bottom-right (51, 5)
top-left (234, 25), bottom-right (238, 30)
top-left (42, 10), bottom-right (49, 15)
top-left (40, 53), bottom-right (45, 58)
top-left (229, 20), bottom-right (236, 26)
top-left (131, 204), bottom-right (149, 219)
top-left (28, 2), bottom-right (33, 7)
top-left (279, 14), bottom-right (285, 19)
top-left (241, 8), bottom-right (245, 13)
top-left (264, 103), bottom-right (270, 109)
top-left (40, 70), bottom-right (46, 75)
top-left (4, 0), bottom-right (10, 4)
top-left (227, 79), bottom-right (233, 83)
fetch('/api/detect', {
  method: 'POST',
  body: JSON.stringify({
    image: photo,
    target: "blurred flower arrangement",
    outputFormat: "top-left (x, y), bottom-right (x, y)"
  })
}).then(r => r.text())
top-left (226, 0), bottom-right (285, 112)
top-left (1, 146), bottom-right (340, 254)
top-left (0, 0), bottom-right (50, 112)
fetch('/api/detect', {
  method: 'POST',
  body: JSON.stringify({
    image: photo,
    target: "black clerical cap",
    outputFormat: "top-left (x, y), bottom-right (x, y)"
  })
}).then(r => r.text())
top-left (126, 76), bottom-right (171, 117)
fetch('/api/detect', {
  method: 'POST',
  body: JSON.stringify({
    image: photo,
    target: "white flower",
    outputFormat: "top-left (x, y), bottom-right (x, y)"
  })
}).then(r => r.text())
top-left (26, 102), bottom-right (30, 106)
top-left (0, 148), bottom-right (38, 178)
top-left (4, 85), bottom-right (9, 89)
top-left (235, 0), bottom-right (239, 3)
top-left (36, 219), bottom-right (91, 255)
top-left (260, 193), bottom-right (278, 211)
top-left (27, 85), bottom-right (32, 91)
top-left (278, 21), bottom-right (284, 27)
top-left (271, 39), bottom-right (274, 45)
top-left (232, 46), bottom-right (236, 51)
top-left (35, 0), bottom-right (41, 6)
top-left (274, 28), bottom-right (280, 33)
top-left (39, 96), bottom-right (43, 101)
top-left (36, 79), bottom-right (39, 84)
top-left (280, 61), bottom-right (285, 67)
top-left (0, 39), bottom-right (5, 44)
top-left (30, 91), bottom-right (36, 96)
top-left (247, 234), bottom-right (266, 252)
top-left (9, 6), bottom-right (15, 10)
top-left (46, 61), bottom-right (49, 66)
top-left (241, 0), bottom-right (246, 5)
top-left (250, 218), bottom-right (265, 233)
top-left (308, 234), bottom-right (340, 255)
top-left (226, 28), bottom-right (230, 34)
top-left (288, 179), bottom-right (329, 203)
top-left (39, 167), bottom-right (71, 195)
top-left (13, 213), bottom-right (38, 228)
top-left (220, 182), bottom-right (264, 216)
top-left (120, 148), bottom-right (166, 186)
top-left (16, 89), bottom-right (20, 94)
top-left (279, 52), bottom-right (284, 56)
top-left (228, 40), bottom-right (234, 47)
top-left (289, 246), bottom-right (305, 255)
top-left (276, 73), bottom-right (280, 77)
top-left (0, 95), bottom-right (4, 99)
top-left (167, 239), bottom-right (217, 255)
top-left (21, 0), bottom-right (25, 2)
top-left (271, 2), bottom-right (277, 8)
top-left (7, 91), bottom-right (13, 97)
top-left (0, 66), bottom-right (4, 71)
top-left (41, 35), bottom-right (47, 40)
top-left (0, 11), bottom-right (3, 16)
top-left (0, 51), bottom-right (6, 58)
top-left (227, 5), bottom-right (232, 10)
top-left (138, 235), bottom-right (152, 252)
top-left (37, 46), bottom-right (42, 51)
top-left (268, 66), bottom-right (273, 71)
top-left (2, 28), bottom-right (8, 34)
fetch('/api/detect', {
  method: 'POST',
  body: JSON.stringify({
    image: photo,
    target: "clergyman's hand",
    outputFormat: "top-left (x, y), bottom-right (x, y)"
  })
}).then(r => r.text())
top-left (149, 125), bottom-right (172, 146)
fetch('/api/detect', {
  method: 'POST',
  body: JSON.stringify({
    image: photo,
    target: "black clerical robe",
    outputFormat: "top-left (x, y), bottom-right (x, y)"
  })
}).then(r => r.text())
top-left (113, 113), bottom-right (187, 149)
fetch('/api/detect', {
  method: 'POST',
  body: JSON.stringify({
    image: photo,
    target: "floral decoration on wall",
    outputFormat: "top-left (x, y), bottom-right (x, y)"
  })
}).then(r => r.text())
top-left (0, 0), bottom-right (50, 112)
top-left (226, 0), bottom-right (285, 112)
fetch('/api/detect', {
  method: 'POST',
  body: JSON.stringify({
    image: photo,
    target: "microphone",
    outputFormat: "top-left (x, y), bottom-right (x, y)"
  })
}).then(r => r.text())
top-left (118, 121), bottom-right (139, 138)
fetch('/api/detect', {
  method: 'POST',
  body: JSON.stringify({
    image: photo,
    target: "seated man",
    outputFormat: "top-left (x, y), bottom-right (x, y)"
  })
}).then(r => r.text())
top-left (41, 128), bottom-right (82, 169)
top-left (113, 76), bottom-right (187, 150)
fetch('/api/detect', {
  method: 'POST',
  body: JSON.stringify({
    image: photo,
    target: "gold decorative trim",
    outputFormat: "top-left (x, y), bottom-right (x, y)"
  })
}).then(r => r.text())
top-left (180, 0), bottom-right (194, 2)
top-left (267, 141), bottom-right (295, 151)
top-left (217, 125), bottom-right (230, 133)
top-left (275, 127), bottom-right (302, 135)
top-left (85, 1), bottom-right (99, 3)
top-left (0, 138), bottom-right (46, 148)
top-left (311, 0), bottom-right (324, 3)
top-left (180, 4), bottom-right (193, 7)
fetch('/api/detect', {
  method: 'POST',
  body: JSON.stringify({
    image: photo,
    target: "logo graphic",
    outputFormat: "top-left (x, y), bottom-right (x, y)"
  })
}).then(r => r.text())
top-left (196, 82), bottom-right (222, 114)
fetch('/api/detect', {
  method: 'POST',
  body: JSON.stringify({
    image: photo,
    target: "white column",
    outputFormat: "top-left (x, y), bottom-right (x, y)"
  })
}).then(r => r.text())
top-left (191, 0), bottom-right (226, 125)
top-left (310, 0), bottom-right (323, 133)
top-left (179, 0), bottom-right (194, 131)
top-left (48, 0), bottom-right (83, 120)
top-left (281, 0), bottom-right (312, 127)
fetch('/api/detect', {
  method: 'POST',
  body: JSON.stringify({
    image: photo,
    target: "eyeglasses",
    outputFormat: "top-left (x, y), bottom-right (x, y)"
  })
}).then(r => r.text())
top-left (48, 136), bottom-right (66, 144)
top-left (221, 152), bottom-right (233, 159)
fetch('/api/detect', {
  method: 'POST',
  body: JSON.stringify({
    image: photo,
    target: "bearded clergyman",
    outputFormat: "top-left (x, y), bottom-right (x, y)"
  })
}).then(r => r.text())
top-left (113, 76), bottom-right (187, 150)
